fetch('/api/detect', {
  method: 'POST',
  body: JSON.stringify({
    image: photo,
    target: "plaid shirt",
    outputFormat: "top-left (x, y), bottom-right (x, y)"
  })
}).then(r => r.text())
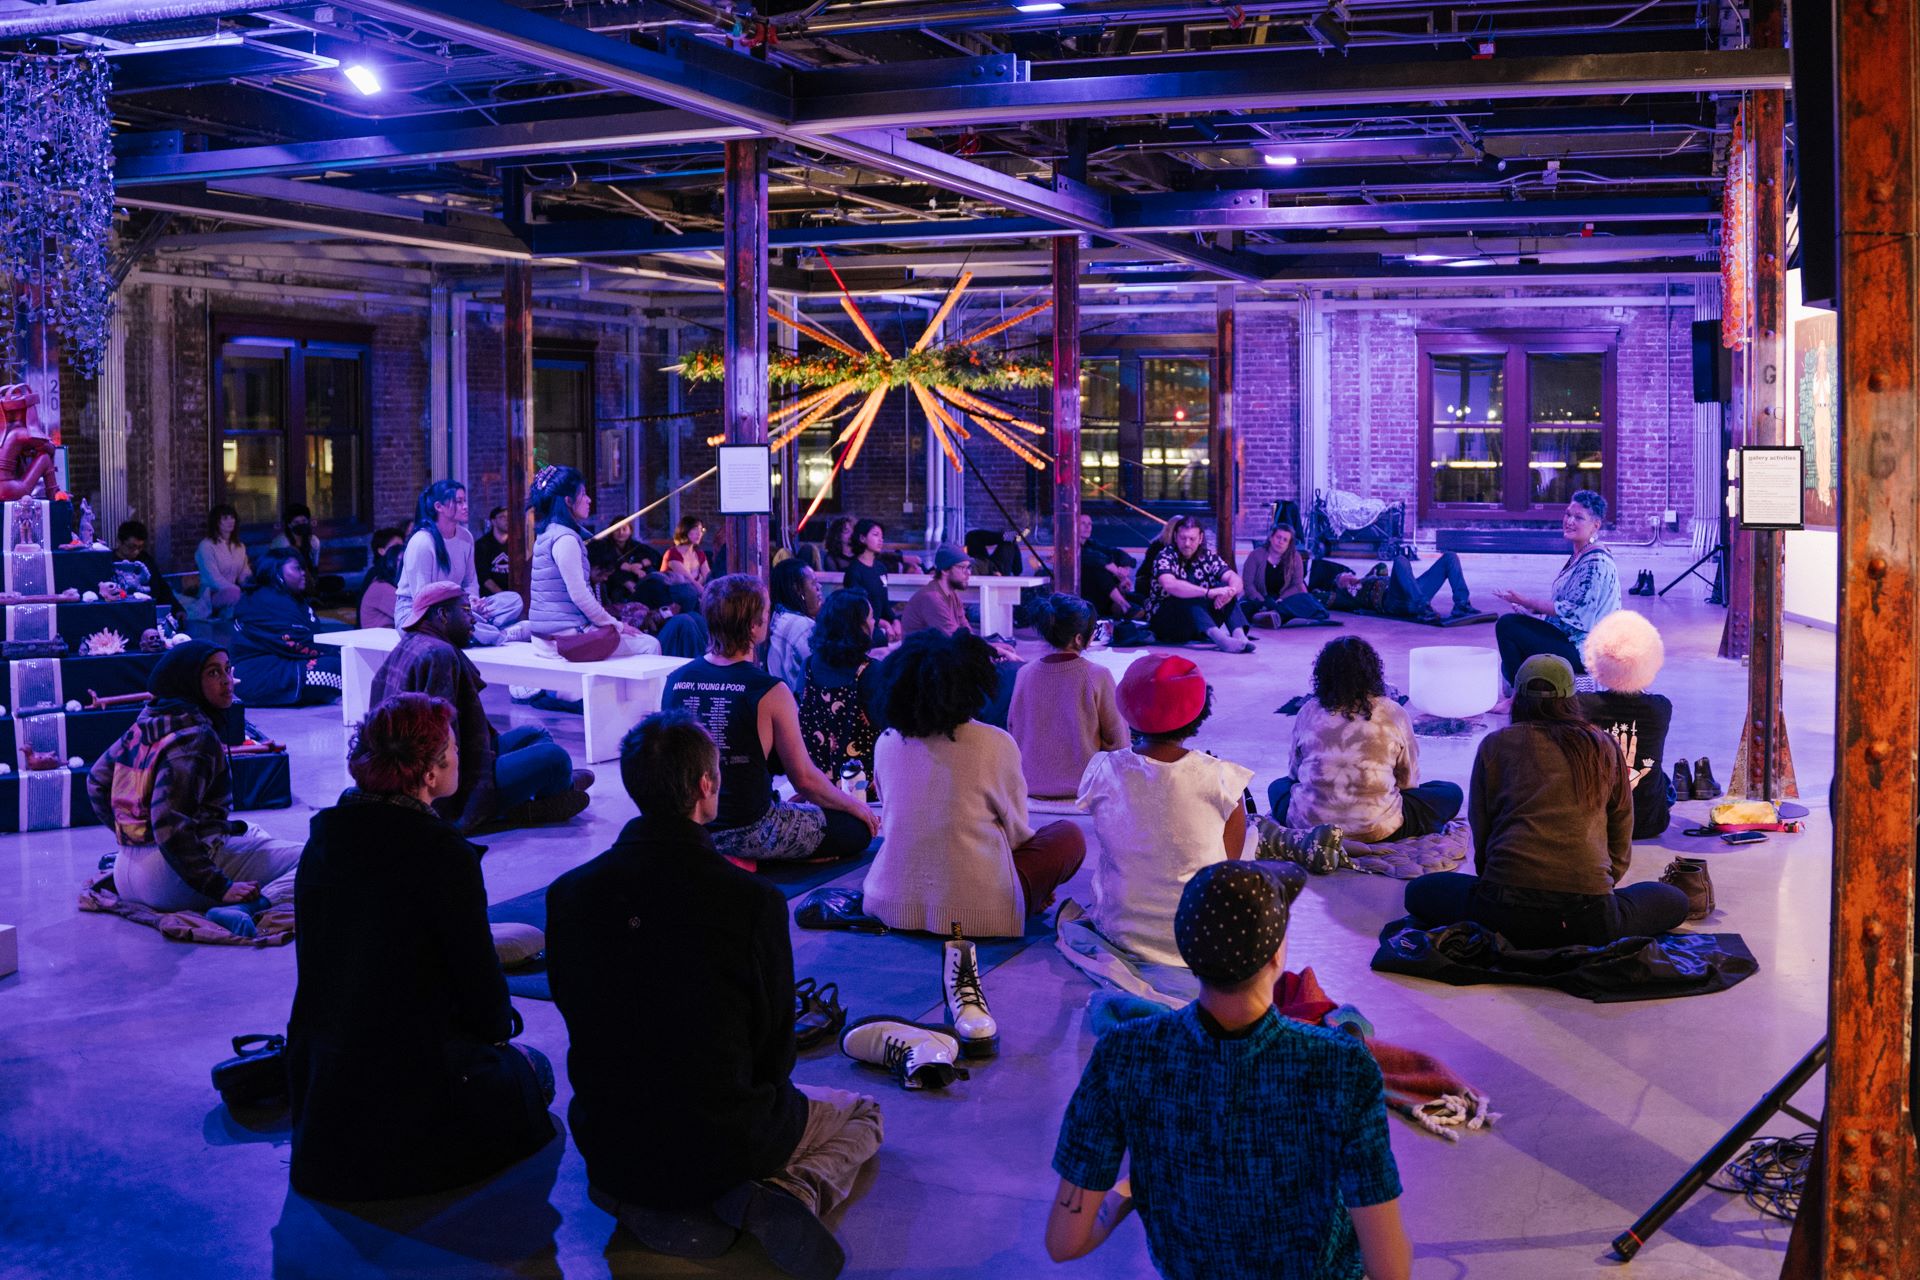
top-left (1053, 1004), bottom-right (1402, 1280)
top-left (87, 704), bottom-right (236, 899)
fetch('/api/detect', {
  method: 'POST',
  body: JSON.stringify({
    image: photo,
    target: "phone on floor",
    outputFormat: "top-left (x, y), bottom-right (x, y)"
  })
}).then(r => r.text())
top-left (1721, 830), bottom-right (1769, 845)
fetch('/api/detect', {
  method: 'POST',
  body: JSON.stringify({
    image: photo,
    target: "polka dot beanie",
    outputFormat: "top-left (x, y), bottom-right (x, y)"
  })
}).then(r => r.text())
top-left (1174, 861), bottom-right (1300, 985)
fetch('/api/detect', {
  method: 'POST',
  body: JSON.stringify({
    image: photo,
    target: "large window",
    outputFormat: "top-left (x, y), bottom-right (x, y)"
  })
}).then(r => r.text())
top-left (1418, 330), bottom-right (1617, 521)
top-left (1078, 339), bottom-right (1214, 510)
top-left (533, 348), bottom-right (594, 478)
top-left (213, 318), bottom-right (371, 533)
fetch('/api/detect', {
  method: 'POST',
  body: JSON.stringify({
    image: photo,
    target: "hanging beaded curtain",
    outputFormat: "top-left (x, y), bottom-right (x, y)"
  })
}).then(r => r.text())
top-left (0, 53), bottom-right (115, 378)
top-left (1720, 102), bottom-right (1753, 353)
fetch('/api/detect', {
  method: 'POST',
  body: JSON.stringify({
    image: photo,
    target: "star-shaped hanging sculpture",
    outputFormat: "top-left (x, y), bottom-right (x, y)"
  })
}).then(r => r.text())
top-left (671, 261), bottom-right (1055, 528)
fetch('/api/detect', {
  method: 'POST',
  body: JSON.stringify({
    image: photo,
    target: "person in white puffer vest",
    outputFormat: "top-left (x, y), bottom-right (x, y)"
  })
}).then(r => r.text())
top-left (525, 465), bottom-right (659, 658)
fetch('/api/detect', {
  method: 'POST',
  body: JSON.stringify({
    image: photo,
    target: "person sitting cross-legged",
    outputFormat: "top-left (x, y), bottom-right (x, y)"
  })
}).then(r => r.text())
top-left (1267, 637), bottom-right (1463, 843)
top-left (370, 580), bottom-right (593, 833)
top-left (1007, 593), bottom-right (1125, 802)
top-left (1403, 653), bottom-right (1689, 947)
top-left (1047, 859), bottom-right (1412, 1280)
top-left (1240, 521), bottom-right (1329, 626)
top-left (230, 548), bottom-right (345, 706)
top-left (1145, 516), bottom-right (1251, 653)
top-left (87, 641), bottom-right (302, 936)
top-left (1577, 610), bottom-right (1676, 839)
top-left (287, 693), bottom-right (556, 1201)
top-left (662, 574), bottom-right (879, 863)
top-left (548, 709), bottom-right (883, 1280)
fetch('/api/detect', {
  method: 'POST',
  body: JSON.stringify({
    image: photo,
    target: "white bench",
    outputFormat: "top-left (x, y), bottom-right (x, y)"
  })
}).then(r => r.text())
top-left (315, 628), bottom-right (690, 764)
top-left (814, 571), bottom-right (1046, 637)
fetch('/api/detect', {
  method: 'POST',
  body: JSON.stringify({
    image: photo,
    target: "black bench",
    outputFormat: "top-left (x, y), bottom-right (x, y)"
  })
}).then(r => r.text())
top-left (1435, 529), bottom-right (1569, 556)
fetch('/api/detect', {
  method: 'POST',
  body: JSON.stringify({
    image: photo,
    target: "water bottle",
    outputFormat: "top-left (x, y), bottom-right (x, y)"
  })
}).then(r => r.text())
top-left (837, 760), bottom-right (868, 798)
top-left (1091, 619), bottom-right (1114, 649)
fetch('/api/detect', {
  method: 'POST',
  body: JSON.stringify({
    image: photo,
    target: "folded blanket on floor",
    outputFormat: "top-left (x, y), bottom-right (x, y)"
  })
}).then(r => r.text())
top-left (1371, 915), bottom-right (1759, 1002)
top-left (78, 869), bottom-right (295, 947)
top-left (1341, 821), bottom-right (1472, 880)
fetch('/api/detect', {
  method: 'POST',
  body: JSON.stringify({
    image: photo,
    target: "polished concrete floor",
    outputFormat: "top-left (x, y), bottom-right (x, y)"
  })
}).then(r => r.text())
top-left (0, 549), bottom-right (1832, 1279)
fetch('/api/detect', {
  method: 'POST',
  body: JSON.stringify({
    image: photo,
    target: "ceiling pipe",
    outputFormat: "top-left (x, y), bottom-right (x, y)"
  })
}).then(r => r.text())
top-left (0, 0), bottom-right (289, 38)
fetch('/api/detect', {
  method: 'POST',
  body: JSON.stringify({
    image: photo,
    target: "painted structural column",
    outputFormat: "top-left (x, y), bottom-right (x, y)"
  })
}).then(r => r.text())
top-left (1211, 285), bottom-right (1238, 554)
top-left (723, 138), bottom-right (771, 579)
top-left (503, 261), bottom-right (534, 598)
top-left (1049, 232), bottom-right (1081, 595)
top-left (428, 281), bottom-right (449, 482)
top-left (1729, 68), bottom-right (1796, 798)
top-left (1794, 0), bottom-right (1920, 1269)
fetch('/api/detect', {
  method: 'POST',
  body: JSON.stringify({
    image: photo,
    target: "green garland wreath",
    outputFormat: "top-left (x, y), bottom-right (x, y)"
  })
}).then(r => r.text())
top-left (671, 344), bottom-right (1053, 392)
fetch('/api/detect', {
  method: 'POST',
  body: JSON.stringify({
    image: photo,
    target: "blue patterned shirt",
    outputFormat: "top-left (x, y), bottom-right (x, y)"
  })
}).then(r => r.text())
top-left (1549, 545), bottom-right (1620, 645)
top-left (1053, 1004), bottom-right (1401, 1280)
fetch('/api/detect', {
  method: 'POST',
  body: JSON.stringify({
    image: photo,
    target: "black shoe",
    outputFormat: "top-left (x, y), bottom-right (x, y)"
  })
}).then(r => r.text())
top-left (1673, 759), bottom-right (1694, 801)
top-left (713, 1181), bottom-right (847, 1280)
top-left (1692, 757), bottom-right (1721, 800)
top-left (1449, 601), bottom-right (1481, 619)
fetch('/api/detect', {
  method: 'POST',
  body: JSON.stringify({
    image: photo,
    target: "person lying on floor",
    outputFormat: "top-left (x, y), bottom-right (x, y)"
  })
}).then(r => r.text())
top-left (287, 693), bottom-right (556, 1202)
top-left (1403, 654), bottom-right (1689, 947)
top-left (1240, 521), bottom-right (1330, 626)
top-left (87, 641), bottom-right (302, 935)
top-left (1048, 860), bottom-right (1412, 1280)
top-left (370, 581), bottom-right (594, 832)
top-left (1146, 515), bottom-right (1252, 653)
top-left (662, 574), bottom-right (879, 863)
top-left (1075, 654), bottom-right (1252, 968)
top-left (1491, 489), bottom-right (1620, 687)
top-left (863, 628), bottom-right (1086, 937)
top-left (1267, 637), bottom-right (1463, 843)
top-left (1309, 549), bottom-right (1479, 623)
top-left (229, 548), bottom-right (344, 707)
top-left (1008, 593), bottom-right (1126, 801)
top-left (548, 709), bottom-right (883, 1278)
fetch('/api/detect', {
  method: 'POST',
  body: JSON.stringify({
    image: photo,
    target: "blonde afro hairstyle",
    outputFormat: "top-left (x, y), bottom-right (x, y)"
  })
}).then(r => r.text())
top-left (1582, 609), bottom-right (1665, 693)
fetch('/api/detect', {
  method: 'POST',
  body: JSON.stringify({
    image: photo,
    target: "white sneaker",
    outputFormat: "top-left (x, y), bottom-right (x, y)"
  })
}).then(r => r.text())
top-left (509, 685), bottom-right (541, 702)
top-left (840, 1017), bottom-right (965, 1090)
top-left (943, 924), bottom-right (999, 1059)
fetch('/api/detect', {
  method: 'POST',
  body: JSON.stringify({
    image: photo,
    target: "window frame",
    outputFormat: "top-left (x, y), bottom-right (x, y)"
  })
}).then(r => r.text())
top-left (1416, 327), bottom-right (1619, 523)
top-left (532, 341), bottom-right (598, 485)
top-left (211, 314), bottom-right (374, 539)
top-left (1078, 334), bottom-right (1216, 514)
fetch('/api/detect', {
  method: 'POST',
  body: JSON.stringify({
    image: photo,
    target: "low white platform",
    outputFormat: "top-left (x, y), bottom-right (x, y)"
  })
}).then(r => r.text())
top-left (814, 571), bottom-right (1045, 636)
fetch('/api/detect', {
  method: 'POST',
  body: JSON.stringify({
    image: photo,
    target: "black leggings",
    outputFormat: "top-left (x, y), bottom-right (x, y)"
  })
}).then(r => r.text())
top-left (1403, 872), bottom-right (1689, 948)
top-left (1150, 597), bottom-right (1249, 644)
top-left (817, 807), bottom-right (877, 860)
top-left (1495, 613), bottom-right (1585, 685)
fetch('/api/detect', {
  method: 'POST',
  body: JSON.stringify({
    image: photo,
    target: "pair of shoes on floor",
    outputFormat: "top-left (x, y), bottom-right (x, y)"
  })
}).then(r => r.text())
top-left (503, 769), bottom-right (597, 825)
top-left (1253, 609), bottom-right (1283, 630)
top-left (1673, 757), bottom-right (1722, 801)
top-left (1628, 569), bottom-right (1658, 597)
top-left (1251, 815), bottom-right (1347, 874)
top-left (840, 925), bottom-right (998, 1087)
top-left (1660, 856), bottom-right (1716, 920)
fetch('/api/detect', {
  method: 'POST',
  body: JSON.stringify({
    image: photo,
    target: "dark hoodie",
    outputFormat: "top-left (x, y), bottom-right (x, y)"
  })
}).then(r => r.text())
top-left (86, 641), bottom-right (238, 899)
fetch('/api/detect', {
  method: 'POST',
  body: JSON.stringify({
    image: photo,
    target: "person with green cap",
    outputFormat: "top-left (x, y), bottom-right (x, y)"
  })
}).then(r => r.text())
top-left (1403, 653), bottom-right (1689, 946)
top-left (87, 640), bottom-right (303, 936)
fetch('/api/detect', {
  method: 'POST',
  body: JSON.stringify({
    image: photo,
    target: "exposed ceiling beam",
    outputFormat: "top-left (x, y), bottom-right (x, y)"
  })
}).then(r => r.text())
top-left (119, 185), bottom-right (531, 259)
top-left (1114, 193), bottom-right (1719, 233)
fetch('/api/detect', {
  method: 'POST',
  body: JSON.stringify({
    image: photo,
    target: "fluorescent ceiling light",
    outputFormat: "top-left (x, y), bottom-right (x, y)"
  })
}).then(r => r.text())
top-left (343, 64), bottom-right (382, 95)
top-left (1113, 283), bottom-right (1176, 292)
top-left (1405, 253), bottom-right (1448, 263)
top-left (1015, 2), bottom-right (1065, 10)
top-left (1445, 258), bottom-right (1495, 268)
top-left (1263, 152), bottom-right (1301, 167)
top-left (129, 33), bottom-right (244, 52)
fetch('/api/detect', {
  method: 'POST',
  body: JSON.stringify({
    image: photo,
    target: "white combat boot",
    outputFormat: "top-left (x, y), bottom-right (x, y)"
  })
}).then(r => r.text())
top-left (839, 1017), bottom-right (965, 1090)
top-left (943, 923), bottom-right (999, 1058)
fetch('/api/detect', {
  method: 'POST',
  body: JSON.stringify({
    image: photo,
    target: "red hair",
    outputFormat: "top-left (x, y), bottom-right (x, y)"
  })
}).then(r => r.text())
top-left (348, 693), bottom-right (455, 795)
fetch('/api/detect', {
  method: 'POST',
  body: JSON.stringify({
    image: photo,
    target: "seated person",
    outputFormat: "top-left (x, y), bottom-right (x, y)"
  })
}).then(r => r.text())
top-left (1311, 550), bottom-right (1477, 621)
top-left (765, 558), bottom-right (822, 694)
top-left (356, 531), bottom-right (404, 630)
top-left (399, 481), bottom-right (527, 647)
top-left (271, 503), bottom-right (346, 598)
top-left (473, 504), bottom-right (512, 597)
top-left (287, 693), bottom-right (555, 1201)
top-left (843, 518), bottom-right (904, 644)
top-left (864, 630), bottom-right (1086, 937)
top-left (1268, 637), bottom-right (1463, 842)
top-left (192, 504), bottom-right (251, 621)
top-left (111, 520), bottom-right (180, 619)
top-left (658, 579), bottom-right (710, 658)
top-left (799, 589), bottom-right (886, 788)
top-left (901, 545), bottom-right (974, 638)
top-left (587, 516), bottom-right (661, 587)
top-left (1146, 516), bottom-right (1251, 653)
top-left (1404, 654), bottom-right (1689, 947)
top-left (548, 710), bottom-right (882, 1275)
top-left (661, 516), bottom-right (712, 586)
top-left (229, 549), bottom-right (343, 707)
top-left (526, 466), bottom-right (657, 657)
top-left (819, 515), bottom-right (860, 572)
top-left (662, 575), bottom-right (878, 863)
top-left (1240, 521), bottom-right (1327, 626)
top-left (1492, 489), bottom-right (1620, 686)
top-left (1048, 861), bottom-right (1411, 1280)
top-left (87, 642), bottom-right (301, 934)
top-left (1007, 594), bottom-right (1125, 801)
top-left (1076, 513), bottom-right (1138, 619)
top-left (964, 528), bottom-right (1022, 576)
top-left (1076, 654), bottom-right (1251, 967)
top-left (1577, 610), bottom-right (1674, 839)
top-left (1132, 516), bottom-right (1179, 600)
top-left (371, 581), bottom-right (593, 833)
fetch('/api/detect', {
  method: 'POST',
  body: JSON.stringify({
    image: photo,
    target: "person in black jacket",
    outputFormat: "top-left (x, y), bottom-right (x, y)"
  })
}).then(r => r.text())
top-left (548, 709), bottom-right (883, 1276)
top-left (229, 549), bottom-right (343, 706)
top-left (287, 693), bottom-right (555, 1201)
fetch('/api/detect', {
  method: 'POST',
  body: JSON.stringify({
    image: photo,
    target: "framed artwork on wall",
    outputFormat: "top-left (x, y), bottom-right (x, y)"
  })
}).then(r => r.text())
top-left (1793, 311), bottom-right (1838, 528)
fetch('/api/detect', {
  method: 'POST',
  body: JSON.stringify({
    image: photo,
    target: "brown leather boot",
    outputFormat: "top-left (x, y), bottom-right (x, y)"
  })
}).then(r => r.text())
top-left (1660, 856), bottom-right (1715, 921)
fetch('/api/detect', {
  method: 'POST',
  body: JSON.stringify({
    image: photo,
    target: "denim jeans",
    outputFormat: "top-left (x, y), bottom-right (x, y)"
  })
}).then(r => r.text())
top-left (492, 724), bottom-right (573, 812)
top-left (1385, 551), bottom-right (1473, 616)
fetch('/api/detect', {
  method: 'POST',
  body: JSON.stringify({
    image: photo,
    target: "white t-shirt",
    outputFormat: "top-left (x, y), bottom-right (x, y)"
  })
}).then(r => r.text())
top-left (1076, 747), bottom-right (1256, 967)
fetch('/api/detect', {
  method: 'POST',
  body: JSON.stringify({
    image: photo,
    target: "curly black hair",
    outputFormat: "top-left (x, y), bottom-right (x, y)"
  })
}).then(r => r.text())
top-left (883, 628), bottom-right (998, 740)
top-left (811, 587), bottom-right (875, 671)
top-left (1031, 592), bottom-right (1096, 651)
top-left (1310, 635), bottom-right (1386, 721)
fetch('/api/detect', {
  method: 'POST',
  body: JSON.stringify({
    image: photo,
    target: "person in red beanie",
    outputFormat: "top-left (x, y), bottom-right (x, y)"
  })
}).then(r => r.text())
top-left (1073, 654), bottom-right (1255, 967)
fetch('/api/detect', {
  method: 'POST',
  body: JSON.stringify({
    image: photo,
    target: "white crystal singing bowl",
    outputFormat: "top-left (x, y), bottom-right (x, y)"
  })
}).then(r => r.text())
top-left (1408, 645), bottom-right (1500, 718)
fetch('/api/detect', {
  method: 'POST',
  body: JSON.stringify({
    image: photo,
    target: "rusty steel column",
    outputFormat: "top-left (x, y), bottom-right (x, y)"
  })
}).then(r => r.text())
top-left (1049, 232), bottom-right (1081, 596)
top-left (1211, 285), bottom-right (1238, 558)
top-left (503, 260), bottom-right (534, 598)
top-left (724, 137), bottom-right (771, 579)
top-left (1797, 0), bottom-right (1920, 1271)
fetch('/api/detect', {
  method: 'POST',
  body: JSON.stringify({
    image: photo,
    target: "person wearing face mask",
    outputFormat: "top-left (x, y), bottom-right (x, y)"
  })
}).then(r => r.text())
top-left (1491, 490), bottom-right (1621, 689)
top-left (87, 642), bottom-right (303, 936)
top-left (229, 548), bottom-right (343, 706)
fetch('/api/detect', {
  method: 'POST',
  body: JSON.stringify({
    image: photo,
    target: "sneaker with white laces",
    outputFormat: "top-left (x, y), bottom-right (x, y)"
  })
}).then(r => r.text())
top-left (839, 1017), bottom-right (965, 1090)
top-left (943, 923), bottom-right (998, 1059)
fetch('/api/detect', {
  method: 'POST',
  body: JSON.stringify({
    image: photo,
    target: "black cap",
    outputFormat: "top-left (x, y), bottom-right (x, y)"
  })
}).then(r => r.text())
top-left (1174, 861), bottom-right (1303, 985)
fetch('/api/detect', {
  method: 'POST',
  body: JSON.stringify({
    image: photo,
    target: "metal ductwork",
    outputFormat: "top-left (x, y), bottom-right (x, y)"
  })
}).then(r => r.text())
top-left (0, 0), bottom-right (289, 39)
